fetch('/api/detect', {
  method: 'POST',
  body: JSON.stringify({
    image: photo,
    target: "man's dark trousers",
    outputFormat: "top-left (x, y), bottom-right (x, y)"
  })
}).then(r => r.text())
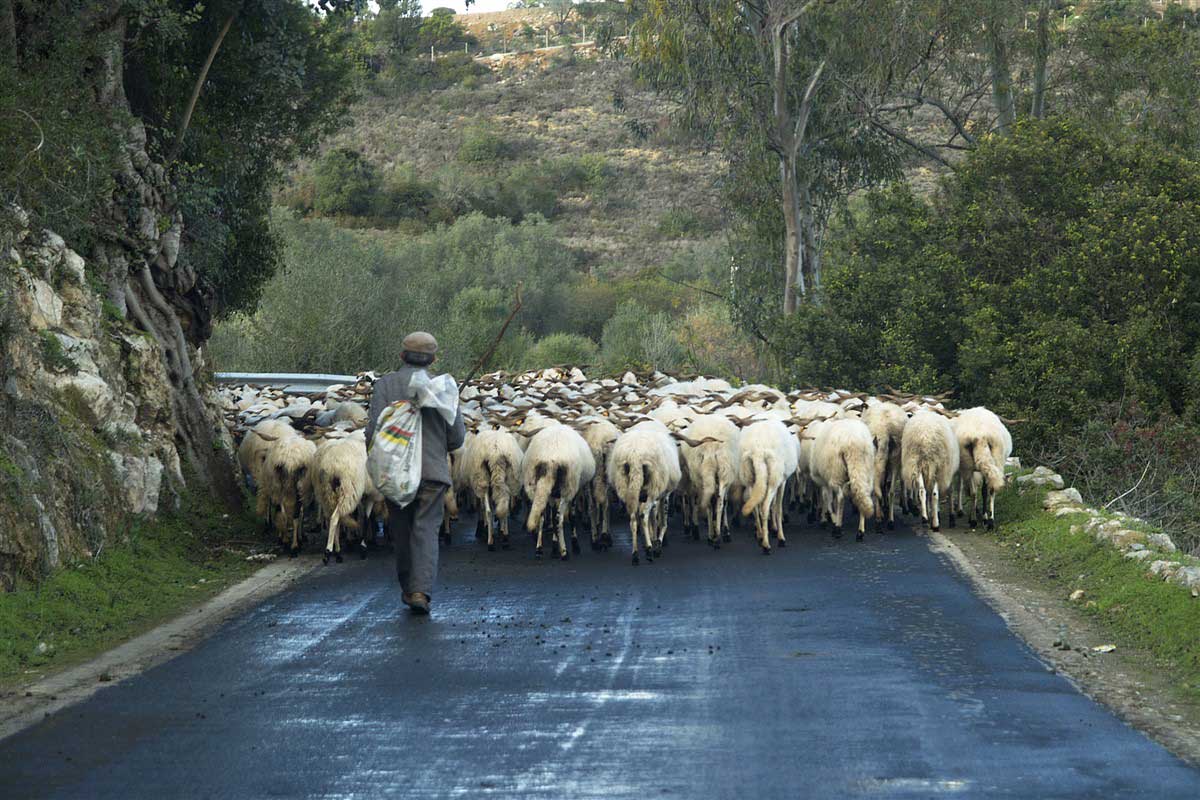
top-left (388, 481), bottom-right (447, 598)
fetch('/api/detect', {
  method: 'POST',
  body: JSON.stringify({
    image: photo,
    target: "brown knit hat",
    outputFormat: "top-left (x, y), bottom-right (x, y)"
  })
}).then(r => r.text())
top-left (401, 331), bottom-right (438, 356)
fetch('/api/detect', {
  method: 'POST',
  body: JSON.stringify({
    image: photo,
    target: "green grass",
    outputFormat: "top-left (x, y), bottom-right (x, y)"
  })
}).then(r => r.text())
top-left (0, 492), bottom-right (263, 689)
top-left (992, 484), bottom-right (1200, 699)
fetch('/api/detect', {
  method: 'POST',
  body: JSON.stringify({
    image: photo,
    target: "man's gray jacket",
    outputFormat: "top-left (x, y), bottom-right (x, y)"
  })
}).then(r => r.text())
top-left (364, 366), bottom-right (466, 486)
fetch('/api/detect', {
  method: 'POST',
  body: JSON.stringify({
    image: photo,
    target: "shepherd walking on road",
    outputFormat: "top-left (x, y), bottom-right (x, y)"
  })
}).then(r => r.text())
top-left (365, 332), bottom-right (466, 615)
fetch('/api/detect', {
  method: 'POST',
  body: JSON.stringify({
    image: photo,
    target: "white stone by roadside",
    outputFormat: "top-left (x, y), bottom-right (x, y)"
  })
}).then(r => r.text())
top-left (0, 556), bottom-right (317, 742)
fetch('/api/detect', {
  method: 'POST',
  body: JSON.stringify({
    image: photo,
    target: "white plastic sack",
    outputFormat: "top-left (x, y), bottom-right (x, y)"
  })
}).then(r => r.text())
top-left (366, 370), bottom-right (459, 507)
top-left (368, 399), bottom-right (424, 507)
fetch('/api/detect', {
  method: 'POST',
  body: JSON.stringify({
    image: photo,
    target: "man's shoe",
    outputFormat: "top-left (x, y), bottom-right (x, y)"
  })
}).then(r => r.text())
top-left (403, 592), bottom-right (431, 615)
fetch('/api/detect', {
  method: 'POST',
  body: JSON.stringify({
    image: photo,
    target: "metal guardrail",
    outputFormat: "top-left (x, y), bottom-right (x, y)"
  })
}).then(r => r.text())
top-left (214, 373), bottom-right (359, 394)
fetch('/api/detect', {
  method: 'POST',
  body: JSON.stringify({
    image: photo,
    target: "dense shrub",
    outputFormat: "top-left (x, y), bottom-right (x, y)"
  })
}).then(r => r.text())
top-left (656, 208), bottom-right (707, 239)
top-left (600, 301), bottom-right (685, 372)
top-left (458, 124), bottom-right (512, 164)
top-left (524, 333), bottom-right (600, 369)
top-left (312, 148), bottom-right (380, 216)
top-left (784, 120), bottom-right (1200, 451)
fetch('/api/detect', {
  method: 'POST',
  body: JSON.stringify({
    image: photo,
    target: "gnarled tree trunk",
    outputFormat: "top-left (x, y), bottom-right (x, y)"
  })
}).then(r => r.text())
top-left (88, 14), bottom-right (241, 509)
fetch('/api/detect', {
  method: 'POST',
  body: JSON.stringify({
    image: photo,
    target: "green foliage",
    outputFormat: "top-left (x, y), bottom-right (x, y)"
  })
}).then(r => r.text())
top-left (785, 120), bottom-right (1200, 458)
top-left (313, 148), bottom-right (381, 216)
top-left (0, 490), bottom-right (260, 687)
top-left (210, 210), bottom-right (576, 373)
top-left (0, 21), bottom-right (121, 251)
top-left (600, 301), bottom-right (685, 372)
top-left (458, 124), bottom-right (513, 164)
top-left (524, 333), bottom-right (600, 369)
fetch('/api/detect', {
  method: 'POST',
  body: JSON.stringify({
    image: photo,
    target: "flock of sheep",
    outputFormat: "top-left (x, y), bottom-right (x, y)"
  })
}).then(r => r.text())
top-left (221, 368), bottom-right (1013, 565)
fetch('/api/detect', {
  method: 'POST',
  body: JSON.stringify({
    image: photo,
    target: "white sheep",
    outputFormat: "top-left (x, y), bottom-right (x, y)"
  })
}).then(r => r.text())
top-left (522, 423), bottom-right (596, 559)
top-left (236, 418), bottom-right (293, 500)
top-left (810, 419), bottom-right (876, 541)
top-left (679, 414), bottom-right (740, 548)
top-left (951, 407), bottom-right (1013, 530)
top-left (262, 432), bottom-right (317, 555)
top-left (607, 420), bottom-right (681, 564)
top-left (900, 410), bottom-right (960, 532)
top-left (580, 417), bottom-right (621, 550)
top-left (862, 401), bottom-right (908, 531)
top-left (312, 432), bottom-right (371, 565)
top-left (738, 419), bottom-right (795, 554)
top-left (462, 428), bottom-right (524, 551)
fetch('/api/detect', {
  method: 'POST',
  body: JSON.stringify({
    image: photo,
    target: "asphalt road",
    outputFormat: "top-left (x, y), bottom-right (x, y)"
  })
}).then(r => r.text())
top-left (3, 510), bottom-right (1200, 799)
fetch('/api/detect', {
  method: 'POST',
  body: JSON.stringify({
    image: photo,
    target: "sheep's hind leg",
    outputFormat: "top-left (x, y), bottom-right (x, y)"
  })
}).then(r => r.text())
top-left (931, 481), bottom-right (941, 532)
top-left (557, 500), bottom-right (570, 560)
top-left (643, 506), bottom-right (657, 562)
top-left (630, 512), bottom-right (640, 565)
top-left (484, 493), bottom-right (496, 552)
top-left (323, 513), bottom-right (340, 565)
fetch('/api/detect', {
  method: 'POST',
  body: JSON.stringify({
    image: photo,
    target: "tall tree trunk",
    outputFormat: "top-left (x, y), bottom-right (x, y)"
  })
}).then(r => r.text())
top-left (1030, 0), bottom-right (1050, 119)
top-left (90, 14), bottom-right (240, 508)
top-left (987, 10), bottom-right (1016, 134)
top-left (780, 156), bottom-right (804, 314)
top-left (800, 183), bottom-right (821, 294)
top-left (0, 0), bottom-right (15, 67)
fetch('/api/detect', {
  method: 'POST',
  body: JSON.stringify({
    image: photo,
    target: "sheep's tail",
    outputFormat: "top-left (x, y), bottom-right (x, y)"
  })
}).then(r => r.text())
top-left (699, 449), bottom-right (719, 507)
top-left (971, 439), bottom-right (1005, 493)
top-left (741, 453), bottom-right (770, 517)
top-left (489, 456), bottom-right (511, 518)
top-left (330, 475), bottom-right (361, 531)
top-left (845, 452), bottom-right (875, 519)
top-left (624, 459), bottom-right (645, 514)
top-left (526, 463), bottom-right (555, 533)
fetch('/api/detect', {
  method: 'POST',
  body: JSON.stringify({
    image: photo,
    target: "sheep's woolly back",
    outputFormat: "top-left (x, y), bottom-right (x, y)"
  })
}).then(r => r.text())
top-left (681, 414), bottom-right (740, 511)
top-left (812, 419), bottom-right (875, 519)
top-left (863, 402), bottom-right (908, 498)
top-left (901, 410), bottom-right (959, 493)
top-left (953, 407), bottom-right (1012, 492)
top-left (521, 424), bottom-right (595, 533)
top-left (801, 419), bottom-right (830, 481)
top-left (463, 429), bottom-right (525, 518)
top-left (313, 434), bottom-right (369, 530)
top-left (738, 420), bottom-right (792, 516)
top-left (607, 428), bottom-right (681, 512)
top-left (238, 418), bottom-right (294, 483)
top-left (333, 402), bottom-right (367, 427)
top-left (264, 435), bottom-right (317, 510)
top-left (581, 418), bottom-right (621, 503)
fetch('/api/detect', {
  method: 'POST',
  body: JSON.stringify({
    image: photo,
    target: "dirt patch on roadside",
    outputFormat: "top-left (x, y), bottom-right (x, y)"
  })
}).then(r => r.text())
top-left (930, 528), bottom-right (1200, 765)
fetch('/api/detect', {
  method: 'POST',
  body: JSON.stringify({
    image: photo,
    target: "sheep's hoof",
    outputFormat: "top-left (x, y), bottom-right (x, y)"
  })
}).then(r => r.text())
top-left (560, 551), bottom-right (569, 561)
top-left (322, 550), bottom-right (331, 565)
top-left (631, 553), bottom-right (639, 566)
top-left (652, 547), bottom-right (663, 558)
top-left (289, 546), bottom-right (299, 558)
top-left (488, 543), bottom-right (496, 552)
top-left (969, 518), bottom-right (977, 530)
top-left (571, 539), bottom-right (581, 555)
top-left (761, 546), bottom-right (771, 555)
top-left (359, 541), bottom-right (368, 560)
top-left (534, 547), bottom-right (543, 559)
top-left (777, 539), bottom-right (787, 548)
top-left (831, 528), bottom-right (842, 539)
top-left (931, 525), bottom-right (939, 533)
top-left (855, 531), bottom-right (864, 542)
top-left (986, 519), bottom-right (996, 532)
top-left (721, 532), bottom-right (732, 543)
top-left (887, 520), bottom-right (896, 531)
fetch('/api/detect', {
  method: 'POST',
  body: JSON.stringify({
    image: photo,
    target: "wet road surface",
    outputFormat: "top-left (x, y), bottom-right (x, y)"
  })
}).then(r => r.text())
top-left (3, 512), bottom-right (1200, 799)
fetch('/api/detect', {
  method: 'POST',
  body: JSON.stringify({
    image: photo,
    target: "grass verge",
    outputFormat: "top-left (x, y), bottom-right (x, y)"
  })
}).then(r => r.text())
top-left (991, 483), bottom-right (1200, 700)
top-left (0, 493), bottom-right (264, 689)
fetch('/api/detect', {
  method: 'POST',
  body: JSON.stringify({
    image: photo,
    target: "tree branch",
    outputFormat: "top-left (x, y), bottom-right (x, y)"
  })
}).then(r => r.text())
top-left (169, 7), bottom-right (238, 163)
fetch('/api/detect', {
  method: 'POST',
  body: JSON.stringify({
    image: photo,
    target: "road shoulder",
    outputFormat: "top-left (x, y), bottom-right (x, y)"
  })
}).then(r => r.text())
top-left (930, 527), bottom-right (1200, 765)
top-left (0, 556), bottom-right (316, 742)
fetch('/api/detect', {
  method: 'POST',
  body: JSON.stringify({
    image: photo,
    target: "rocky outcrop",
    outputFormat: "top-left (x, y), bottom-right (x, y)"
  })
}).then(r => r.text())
top-left (0, 206), bottom-right (212, 588)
